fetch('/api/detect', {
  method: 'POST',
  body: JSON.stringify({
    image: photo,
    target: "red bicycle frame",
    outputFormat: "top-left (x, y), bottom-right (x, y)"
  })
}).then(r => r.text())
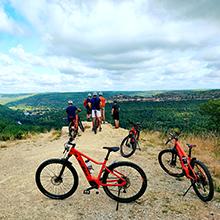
top-left (68, 147), bottom-right (126, 188)
top-left (174, 139), bottom-right (198, 181)
top-left (129, 126), bottom-right (140, 141)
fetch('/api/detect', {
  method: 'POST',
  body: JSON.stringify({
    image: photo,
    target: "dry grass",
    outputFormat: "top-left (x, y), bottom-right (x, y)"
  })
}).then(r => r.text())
top-left (140, 130), bottom-right (163, 147)
top-left (50, 129), bottom-right (62, 140)
top-left (181, 134), bottom-right (220, 174)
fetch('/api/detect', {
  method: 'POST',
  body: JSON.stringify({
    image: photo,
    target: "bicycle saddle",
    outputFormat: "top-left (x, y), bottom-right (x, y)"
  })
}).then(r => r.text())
top-left (103, 147), bottom-right (119, 152)
top-left (186, 144), bottom-right (196, 148)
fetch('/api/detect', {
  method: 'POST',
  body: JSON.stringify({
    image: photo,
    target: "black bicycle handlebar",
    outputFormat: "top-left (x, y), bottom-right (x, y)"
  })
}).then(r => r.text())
top-left (165, 132), bottom-right (180, 145)
top-left (128, 119), bottom-right (142, 128)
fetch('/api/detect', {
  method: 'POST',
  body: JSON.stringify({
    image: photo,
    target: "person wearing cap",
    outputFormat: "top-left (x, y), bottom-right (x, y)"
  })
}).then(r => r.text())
top-left (111, 100), bottom-right (120, 128)
top-left (90, 92), bottom-right (102, 131)
top-left (66, 100), bottom-right (81, 136)
top-left (83, 93), bottom-right (92, 121)
top-left (99, 92), bottom-right (106, 124)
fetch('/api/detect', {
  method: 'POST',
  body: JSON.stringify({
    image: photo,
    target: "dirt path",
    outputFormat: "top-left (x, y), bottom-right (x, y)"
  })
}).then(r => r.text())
top-left (0, 122), bottom-right (220, 220)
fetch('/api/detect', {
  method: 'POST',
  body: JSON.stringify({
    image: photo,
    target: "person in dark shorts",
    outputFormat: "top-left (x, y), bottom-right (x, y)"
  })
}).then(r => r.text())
top-left (66, 100), bottom-right (81, 136)
top-left (111, 100), bottom-right (120, 128)
top-left (84, 93), bottom-right (92, 121)
top-left (90, 92), bottom-right (102, 131)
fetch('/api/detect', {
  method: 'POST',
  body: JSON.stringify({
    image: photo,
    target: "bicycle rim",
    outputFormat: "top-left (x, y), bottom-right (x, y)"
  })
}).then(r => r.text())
top-left (35, 159), bottom-right (78, 199)
top-left (102, 161), bottom-right (147, 203)
top-left (158, 149), bottom-right (184, 177)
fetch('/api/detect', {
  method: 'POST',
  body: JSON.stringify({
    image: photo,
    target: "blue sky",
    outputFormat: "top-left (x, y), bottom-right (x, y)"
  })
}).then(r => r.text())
top-left (0, 0), bottom-right (220, 93)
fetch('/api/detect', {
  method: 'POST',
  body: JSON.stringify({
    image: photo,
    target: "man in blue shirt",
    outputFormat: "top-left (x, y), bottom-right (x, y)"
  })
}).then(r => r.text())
top-left (84, 93), bottom-right (92, 121)
top-left (66, 100), bottom-right (81, 136)
top-left (90, 92), bottom-right (102, 132)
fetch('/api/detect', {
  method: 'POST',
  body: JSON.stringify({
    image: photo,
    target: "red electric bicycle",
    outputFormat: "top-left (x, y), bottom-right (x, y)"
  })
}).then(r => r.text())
top-left (158, 132), bottom-right (214, 202)
top-left (120, 120), bottom-right (142, 158)
top-left (35, 138), bottom-right (147, 204)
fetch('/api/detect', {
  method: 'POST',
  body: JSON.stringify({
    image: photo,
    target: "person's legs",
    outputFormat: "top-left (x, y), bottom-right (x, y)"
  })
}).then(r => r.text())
top-left (92, 110), bottom-right (95, 130)
top-left (96, 110), bottom-right (102, 131)
top-left (115, 120), bottom-right (119, 128)
top-left (102, 108), bottom-right (105, 123)
top-left (75, 115), bottom-right (79, 130)
top-left (87, 109), bottom-right (92, 121)
top-left (68, 121), bottom-right (72, 136)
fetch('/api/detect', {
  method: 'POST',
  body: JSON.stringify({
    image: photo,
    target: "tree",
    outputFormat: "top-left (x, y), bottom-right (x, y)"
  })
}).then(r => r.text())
top-left (200, 99), bottom-right (220, 132)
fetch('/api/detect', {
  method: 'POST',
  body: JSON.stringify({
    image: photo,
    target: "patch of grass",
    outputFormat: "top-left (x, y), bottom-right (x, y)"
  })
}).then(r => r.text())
top-left (50, 129), bottom-right (62, 140)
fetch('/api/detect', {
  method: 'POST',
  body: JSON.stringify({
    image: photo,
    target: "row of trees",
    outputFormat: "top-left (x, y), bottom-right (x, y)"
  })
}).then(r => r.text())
top-left (105, 99), bottom-right (220, 135)
top-left (0, 99), bottom-right (219, 141)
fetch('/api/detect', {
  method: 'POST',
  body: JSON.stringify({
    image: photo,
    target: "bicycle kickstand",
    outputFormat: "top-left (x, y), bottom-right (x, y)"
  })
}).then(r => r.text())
top-left (183, 183), bottom-right (193, 197)
top-left (137, 142), bottom-right (141, 151)
top-left (116, 188), bottom-right (121, 211)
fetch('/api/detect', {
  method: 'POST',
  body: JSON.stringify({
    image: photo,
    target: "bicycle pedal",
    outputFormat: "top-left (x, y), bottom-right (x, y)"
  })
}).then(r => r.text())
top-left (83, 190), bottom-right (90, 195)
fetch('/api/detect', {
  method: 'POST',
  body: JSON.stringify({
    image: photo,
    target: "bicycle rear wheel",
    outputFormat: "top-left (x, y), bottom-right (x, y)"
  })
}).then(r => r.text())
top-left (158, 149), bottom-right (185, 177)
top-left (78, 117), bottom-right (85, 132)
top-left (191, 160), bottom-right (214, 202)
top-left (35, 159), bottom-right (78, 199)
top-left (93, 118), bottom-right (99, 134)
top-left (120, 135), bottom-right (137, 158)
top-left (102, 161), bottom-right (147, 203)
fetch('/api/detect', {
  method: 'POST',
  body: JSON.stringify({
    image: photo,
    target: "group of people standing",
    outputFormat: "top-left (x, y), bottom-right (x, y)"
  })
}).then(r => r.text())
top-left (83, 92), bottom-right (120, 130)
top-left (83, 92), bottom-right (106, 132)
top-left (66, 92), bottom-right (120, 136)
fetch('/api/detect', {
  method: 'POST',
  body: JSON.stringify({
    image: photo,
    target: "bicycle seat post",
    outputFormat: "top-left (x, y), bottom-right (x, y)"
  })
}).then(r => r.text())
top-left (105, 151), bottom-right (111, 161)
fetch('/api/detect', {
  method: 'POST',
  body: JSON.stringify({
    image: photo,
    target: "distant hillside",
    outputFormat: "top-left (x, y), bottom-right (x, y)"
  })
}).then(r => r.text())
top-left (6, 91), bottom-right (159, 108)
top-left (0, 93), bottom-right (33, 105)
top-left (153, 89), bottom-right (220, 101)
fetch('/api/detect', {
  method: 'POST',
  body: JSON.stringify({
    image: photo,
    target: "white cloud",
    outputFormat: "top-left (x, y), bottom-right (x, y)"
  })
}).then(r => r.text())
top-left (0, 0), bottom-right (219, 92)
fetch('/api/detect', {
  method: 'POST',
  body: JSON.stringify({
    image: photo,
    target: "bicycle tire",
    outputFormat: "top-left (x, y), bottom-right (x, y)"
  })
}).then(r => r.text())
top-left (158, 149), bottom-right (185, 177)
top-left (69, 122), bottom-right (77, 138)
top-left (78, 117), bottom-right (85, 132)
top-left (102, 161), bottom-right (147, 203)
top-left (93, 118), bottom-right (98, 134)
top-left (191, 160), bottom-right (214, 202)
top-left (35, 159), bottom-right (79, 199)
top-left (120, 135), bottom-right (137, 158)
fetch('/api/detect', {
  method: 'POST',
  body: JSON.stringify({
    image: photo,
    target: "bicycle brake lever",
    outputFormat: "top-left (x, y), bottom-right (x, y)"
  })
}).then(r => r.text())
top-left (165, 138), bottom-right (171, 145)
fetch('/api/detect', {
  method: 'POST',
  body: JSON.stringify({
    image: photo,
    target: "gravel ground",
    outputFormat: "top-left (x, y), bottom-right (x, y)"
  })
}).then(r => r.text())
top-left (0, 122), bottom-right (219, 220)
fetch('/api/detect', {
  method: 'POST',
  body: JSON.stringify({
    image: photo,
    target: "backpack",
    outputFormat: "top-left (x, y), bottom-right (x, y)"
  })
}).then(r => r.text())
top-left (83, 99), bottom-right (87, 107)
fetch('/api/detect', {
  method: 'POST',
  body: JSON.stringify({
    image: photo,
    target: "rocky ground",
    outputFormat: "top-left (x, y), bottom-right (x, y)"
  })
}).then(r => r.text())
top-left (0, 122), bottom-right (220, 220)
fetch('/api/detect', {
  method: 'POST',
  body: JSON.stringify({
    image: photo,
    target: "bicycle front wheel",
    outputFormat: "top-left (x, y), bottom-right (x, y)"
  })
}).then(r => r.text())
top-left (191, 160), bottom-right (214, 202)
top-left (35, 159), bottom-right (79, 199)
top-left (102, 161), bottom-right (147, 203)
top-left (158, 149), bottom-right (185, 177)
top-left (120, 135), bottom-right (137, 158)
